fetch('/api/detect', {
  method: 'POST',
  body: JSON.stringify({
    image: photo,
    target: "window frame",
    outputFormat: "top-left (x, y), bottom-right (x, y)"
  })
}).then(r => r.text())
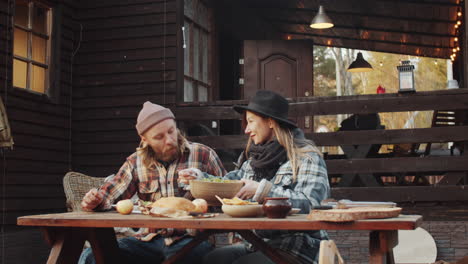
top-left (12, 0), bottom-right (53, 96)
top-left (182, 0), bottom-right (214, 103)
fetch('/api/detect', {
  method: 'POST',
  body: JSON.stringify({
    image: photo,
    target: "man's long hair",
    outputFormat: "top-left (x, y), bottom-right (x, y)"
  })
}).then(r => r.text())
top-left (136, 129), bottom-right (188, 168)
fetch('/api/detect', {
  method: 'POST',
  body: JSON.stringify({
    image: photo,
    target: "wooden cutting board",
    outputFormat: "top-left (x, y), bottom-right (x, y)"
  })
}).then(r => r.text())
top-left (307, 207), bottom-right (402, 222)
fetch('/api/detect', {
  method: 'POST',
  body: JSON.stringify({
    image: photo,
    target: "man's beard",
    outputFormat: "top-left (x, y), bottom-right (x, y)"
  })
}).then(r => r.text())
top-left (155, 145), bottom-right (179, 162)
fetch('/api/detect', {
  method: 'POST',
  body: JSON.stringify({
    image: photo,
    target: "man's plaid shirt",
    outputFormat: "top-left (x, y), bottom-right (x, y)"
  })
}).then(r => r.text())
top-left (99, 140), bottom-right (226, 209)
top-left (97, 140), bottom-right (226, 245)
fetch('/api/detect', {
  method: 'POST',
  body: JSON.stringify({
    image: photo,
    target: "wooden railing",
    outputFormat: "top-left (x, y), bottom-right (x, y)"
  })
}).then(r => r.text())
top-left (174, 89), bottom-right (468, 203)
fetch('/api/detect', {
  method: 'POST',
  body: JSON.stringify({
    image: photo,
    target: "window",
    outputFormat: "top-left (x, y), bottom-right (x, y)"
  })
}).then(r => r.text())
top-left (183, 0), bottom-right (212, 102)
top-left (13, 0), bottom-right (52, 94)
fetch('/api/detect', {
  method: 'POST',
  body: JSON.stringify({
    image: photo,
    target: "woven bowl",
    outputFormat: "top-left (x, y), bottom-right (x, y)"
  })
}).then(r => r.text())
top-left (190, 180), bottom-right (243, 205)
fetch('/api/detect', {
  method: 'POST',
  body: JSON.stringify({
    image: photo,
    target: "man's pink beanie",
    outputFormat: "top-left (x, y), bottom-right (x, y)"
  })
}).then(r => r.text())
top-left (136, 101), bottom-right (175, 135)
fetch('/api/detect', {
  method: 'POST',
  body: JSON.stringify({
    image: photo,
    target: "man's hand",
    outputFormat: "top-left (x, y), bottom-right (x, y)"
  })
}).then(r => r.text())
top-left (235, 179), bottom-right (259, 200)
top-left (81, 188), bottom-right (104, 211)
top-left (178, 168), bottom-right (203, 185)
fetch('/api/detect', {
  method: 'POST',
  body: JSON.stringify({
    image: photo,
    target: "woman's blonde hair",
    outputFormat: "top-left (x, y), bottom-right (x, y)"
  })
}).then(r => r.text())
top-left (136, 129), bottom-right (188, 168)
top-left (244, 113), bottom-right (321, 182)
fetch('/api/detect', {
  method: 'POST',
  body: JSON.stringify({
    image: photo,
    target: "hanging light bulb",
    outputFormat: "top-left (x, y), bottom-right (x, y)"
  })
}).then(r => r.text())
top-left (310, 6), bottom-right (334, 29)
top-left (347, 52), bottom-right (373, 73)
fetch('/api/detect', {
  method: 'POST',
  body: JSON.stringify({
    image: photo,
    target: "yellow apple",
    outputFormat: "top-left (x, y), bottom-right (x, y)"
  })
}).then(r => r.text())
top-left (116, 199), bottom-right (134, 215)
top-left (192, 198), bottom-right (208, 213)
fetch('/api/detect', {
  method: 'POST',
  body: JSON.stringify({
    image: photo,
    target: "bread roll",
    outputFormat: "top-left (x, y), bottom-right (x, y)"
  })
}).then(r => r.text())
top-left (151, 197), bottom-right (196, 212)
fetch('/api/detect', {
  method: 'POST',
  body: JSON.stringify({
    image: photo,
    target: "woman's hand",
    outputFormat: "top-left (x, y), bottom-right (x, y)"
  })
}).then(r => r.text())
top-left (235, 179), bottom-right (259, 200)
top-left (178, 168), bottom-right (203, 185)
top-left (81, 188), bottom-right (104, 211)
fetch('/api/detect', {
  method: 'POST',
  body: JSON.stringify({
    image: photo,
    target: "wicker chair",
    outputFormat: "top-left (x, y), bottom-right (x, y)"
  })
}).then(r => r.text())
top-left (63, 171), bottom-right (105, 212)
top-left (63, 171), bottom-right (142, 238)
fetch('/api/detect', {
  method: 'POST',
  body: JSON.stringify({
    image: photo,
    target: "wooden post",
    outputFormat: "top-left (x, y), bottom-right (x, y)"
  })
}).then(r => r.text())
top-left (463, 0), bottom-right (468, 88)
top-left (369, 230), bottom-right (398, 264)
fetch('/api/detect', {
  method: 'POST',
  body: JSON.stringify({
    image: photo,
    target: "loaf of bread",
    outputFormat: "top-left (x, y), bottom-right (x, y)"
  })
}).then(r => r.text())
top-left (151, 197), bottom-right (196, 212)
top-left (307, 207), bottom-right (402, 222)
top-left (149, 206), bottom-right (190, 218)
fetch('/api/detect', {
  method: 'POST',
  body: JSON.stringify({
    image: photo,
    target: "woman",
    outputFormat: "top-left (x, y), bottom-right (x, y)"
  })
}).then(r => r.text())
top-left (179, 90), bottom-right (330, 264)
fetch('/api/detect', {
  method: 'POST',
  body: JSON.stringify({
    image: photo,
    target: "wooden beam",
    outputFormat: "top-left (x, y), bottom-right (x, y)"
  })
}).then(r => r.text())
top-left (188, 126), bottom-right (468, 149)
top-left (284, 31), bottom-right (451, 50)
top-left (310, 126), bottom-right (468, 146)
top-left (174, 89), bottom-right (468, 119)
top-left (249, 5), bottom-right (457, 25)
top-left (326, 157), bottom-right (468, 174)
top-left (331, 186), bottom-right (468, 202)
top-left (286, 35), bottom-right (449, 59)
top-left (269, 18), bottom-right (455, 38)
top-left (290, 90), bottom-right (468, 115)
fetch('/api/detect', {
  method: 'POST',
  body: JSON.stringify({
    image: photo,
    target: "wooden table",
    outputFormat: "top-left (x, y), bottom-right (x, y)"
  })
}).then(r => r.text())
top-left (17, 212), bottom-right (422, 264)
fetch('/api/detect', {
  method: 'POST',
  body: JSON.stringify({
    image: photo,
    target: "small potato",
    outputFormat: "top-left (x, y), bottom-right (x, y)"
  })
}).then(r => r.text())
top-left (116, 199), bottom-right (134, 215)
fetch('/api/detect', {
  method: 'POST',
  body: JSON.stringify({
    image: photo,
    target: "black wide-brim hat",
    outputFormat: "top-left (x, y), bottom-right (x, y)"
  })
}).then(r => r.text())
top-left (233, 90), bottom-right (297, 128)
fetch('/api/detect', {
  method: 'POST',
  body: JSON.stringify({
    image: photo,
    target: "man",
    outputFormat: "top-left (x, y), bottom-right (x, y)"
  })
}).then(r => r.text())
top-left (79, 101), bottom-right (226, 264)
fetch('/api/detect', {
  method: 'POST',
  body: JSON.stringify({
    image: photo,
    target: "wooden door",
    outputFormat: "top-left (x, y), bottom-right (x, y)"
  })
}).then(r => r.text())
top-left (242, 40), bottom-right (314, 132)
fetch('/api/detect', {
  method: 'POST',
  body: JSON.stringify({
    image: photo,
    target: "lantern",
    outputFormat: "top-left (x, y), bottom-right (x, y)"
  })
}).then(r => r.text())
top-left (397, 60), bottom-right (415, 93)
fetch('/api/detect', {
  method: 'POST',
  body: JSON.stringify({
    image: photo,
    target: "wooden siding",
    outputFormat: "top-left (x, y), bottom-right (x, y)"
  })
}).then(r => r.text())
top-left (72, 0), bottom-right (179, 177)
top-left (0, 0), bottom-right (77, 228)
top-left (0, 1), bottom-right (78, 263)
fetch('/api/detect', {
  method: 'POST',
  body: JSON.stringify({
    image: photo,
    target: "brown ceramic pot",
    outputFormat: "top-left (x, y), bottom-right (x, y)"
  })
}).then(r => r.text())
top-left (262, 197), bottom-right (292, 218)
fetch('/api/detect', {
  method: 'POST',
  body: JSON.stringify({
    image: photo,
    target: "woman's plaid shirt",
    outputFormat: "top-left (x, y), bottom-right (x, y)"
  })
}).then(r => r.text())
top-left (224, 151), bottom-right (330, 263)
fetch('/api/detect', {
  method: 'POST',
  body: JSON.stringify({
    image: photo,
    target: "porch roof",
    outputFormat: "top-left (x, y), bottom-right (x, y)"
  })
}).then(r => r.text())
top-left (217, 0), bottom-right (461, 58)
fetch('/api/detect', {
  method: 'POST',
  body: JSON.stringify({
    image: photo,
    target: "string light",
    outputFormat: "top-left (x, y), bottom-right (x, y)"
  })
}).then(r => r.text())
top-left (451, 6), bottom-right (462, 61)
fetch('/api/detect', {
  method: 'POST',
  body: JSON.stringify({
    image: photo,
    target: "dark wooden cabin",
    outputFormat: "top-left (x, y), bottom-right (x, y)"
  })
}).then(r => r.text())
top-left (1, 0), bottom-right (468, 263)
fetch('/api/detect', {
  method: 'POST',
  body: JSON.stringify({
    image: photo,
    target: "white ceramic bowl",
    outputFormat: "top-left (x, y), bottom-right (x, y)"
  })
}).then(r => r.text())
top-left (222, 204), bottom-right (264, 217)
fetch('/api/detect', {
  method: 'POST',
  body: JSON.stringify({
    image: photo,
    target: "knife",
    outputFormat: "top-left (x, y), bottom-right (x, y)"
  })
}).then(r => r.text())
top-left (311, 205), bottom-right (333, 210)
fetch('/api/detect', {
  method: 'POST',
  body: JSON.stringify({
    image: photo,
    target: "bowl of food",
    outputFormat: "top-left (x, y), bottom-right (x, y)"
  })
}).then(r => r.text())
top-left (190, 178), bottom-right (243, 205)
top-left (222, 204), bottom-right (264, 217)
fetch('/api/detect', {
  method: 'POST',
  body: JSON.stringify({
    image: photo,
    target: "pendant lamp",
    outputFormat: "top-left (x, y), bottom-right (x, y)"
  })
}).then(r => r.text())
top-left (347, 52), bottom-right (373, 73)
top-left (310, 5), bottom-right (334, 29)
